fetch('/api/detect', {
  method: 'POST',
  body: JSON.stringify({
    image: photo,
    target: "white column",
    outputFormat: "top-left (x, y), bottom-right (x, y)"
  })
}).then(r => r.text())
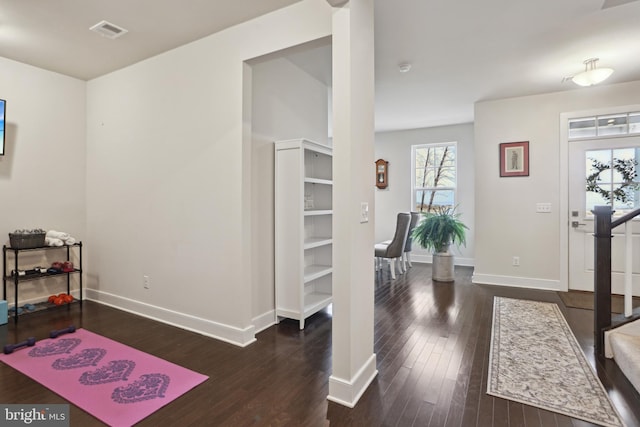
top-left (327, 0), bottom-right (377, 408)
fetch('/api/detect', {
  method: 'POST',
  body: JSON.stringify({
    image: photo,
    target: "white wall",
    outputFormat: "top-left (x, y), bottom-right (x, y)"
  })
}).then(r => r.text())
top-left (85, 0), bottom-right (332, 346)
top-left (0, 56), bottom-right (86, 305)
top-left (473, 80), bottom-right (640, 291)
top-left (374, 123), bottom-right (475, 265)
top-left (249, 49), bottom-right (330, 331)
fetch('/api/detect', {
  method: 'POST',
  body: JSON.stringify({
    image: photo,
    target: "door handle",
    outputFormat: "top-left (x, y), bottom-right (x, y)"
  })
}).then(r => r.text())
top-left (571, 221), bottom-right (586, 228)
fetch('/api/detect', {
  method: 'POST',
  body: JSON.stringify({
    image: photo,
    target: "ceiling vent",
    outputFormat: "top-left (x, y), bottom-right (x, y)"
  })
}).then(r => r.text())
top-left (89, 20), bottom-right (128, 39)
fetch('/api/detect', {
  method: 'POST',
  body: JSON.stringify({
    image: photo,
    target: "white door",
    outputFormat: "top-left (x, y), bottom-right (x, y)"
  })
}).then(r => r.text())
top-left (568, 135), bottom-right (640, 295)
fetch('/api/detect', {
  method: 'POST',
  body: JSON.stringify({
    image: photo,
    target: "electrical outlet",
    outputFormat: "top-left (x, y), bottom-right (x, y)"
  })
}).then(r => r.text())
top-left (143, 275), bottom-right (150, 289)
top-left (512, 256), bottom-right (520, 266)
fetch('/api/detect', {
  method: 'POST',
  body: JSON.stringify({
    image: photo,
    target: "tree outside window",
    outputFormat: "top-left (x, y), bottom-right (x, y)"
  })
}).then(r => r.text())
top-left (412, 143), bottom-right (456, 212)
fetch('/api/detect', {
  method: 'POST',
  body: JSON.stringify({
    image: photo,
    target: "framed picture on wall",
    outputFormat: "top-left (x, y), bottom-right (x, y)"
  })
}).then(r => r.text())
top-left (499, 141), bottom-right (529, 177)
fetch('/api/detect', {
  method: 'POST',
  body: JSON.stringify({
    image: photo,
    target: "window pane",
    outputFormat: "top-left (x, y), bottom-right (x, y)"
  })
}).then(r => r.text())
top-left (415, 190), bottom-right (454, 212)
top-left (598, 114), bottom-right (627, 136)
top-left (427, 170), bottom-right (438, 187)
top-left (414, 190), bottom-right (425, 211)
top-left (436, 167), bottom-right (456, 187)
top-left (446, 147), bottom-right (457, 165)
top-left (630, 113), bottom-right (640, 134)
top-left (414, 169), bottom-right (425, 188)
top-left (420, 169), bottom-right (436, 187)
top-left (586, 189), bottom-right (609, 212)
top-left (440, 148), bottom-right (456, 167)
top-left (432, 147), bottom-right (445, 164)
top-left (611, 148), bottom-right (636, 183)
top-left (586, 150), bottom-right (612, 209)
top-left (429, 168), bottom-right (455, 188)
top-left (569, 117), bottom-right (596, 139)
top-left (612, 148), bottom-right (635, 160)
top-left (586, 150), bottom-right (611, 185)
top-left (415, 148), bottom-right (435, 168)
top-left (613, 192), bottom-right (636, 210)
top-left (587, 149), bottom-right (611, 164)
top-left (434, 146), bottom-right (453, 165)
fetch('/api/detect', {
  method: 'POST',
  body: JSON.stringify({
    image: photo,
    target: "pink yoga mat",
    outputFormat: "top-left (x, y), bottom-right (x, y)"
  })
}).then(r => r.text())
top-left (0, 328), bottom-right (208, 426)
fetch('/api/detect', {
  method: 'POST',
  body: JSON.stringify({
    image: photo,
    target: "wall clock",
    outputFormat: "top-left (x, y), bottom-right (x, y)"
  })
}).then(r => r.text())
top-left (375, 159), bottom-right (388, 189)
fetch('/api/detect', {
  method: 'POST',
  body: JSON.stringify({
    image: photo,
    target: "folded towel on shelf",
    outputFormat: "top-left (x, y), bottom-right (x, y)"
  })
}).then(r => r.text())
top-left (46, 230), bottom-right (70, 240)
top-left (45, 237), bottom-right (64, 247)
top-left (64, 237), bottom-right (76, 245)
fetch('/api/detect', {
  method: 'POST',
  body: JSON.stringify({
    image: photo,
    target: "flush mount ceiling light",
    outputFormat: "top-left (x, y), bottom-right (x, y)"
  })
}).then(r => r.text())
top-left (571, 58), bottom-right (614, 87)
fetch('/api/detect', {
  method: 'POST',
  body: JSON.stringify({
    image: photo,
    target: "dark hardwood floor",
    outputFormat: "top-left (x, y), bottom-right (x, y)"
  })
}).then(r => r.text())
top-left (1, 264), bottom-right (639, 426)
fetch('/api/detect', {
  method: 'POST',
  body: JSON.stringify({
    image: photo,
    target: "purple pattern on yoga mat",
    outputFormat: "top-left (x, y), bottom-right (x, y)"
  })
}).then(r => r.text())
top-left (52, 348), bottom-right (106, 370)
top-left (28, 338), bottom-right (81, 357)
top-left (79, 360), bottom-right (136, 385)
top-left (112, 373), bottom-right (170, 404)
top-left (0, 329), bottom-right (208, 427)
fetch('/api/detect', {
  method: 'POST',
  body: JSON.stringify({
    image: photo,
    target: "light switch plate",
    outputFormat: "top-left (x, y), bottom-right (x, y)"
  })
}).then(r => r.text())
top-left (360, 202), bottom-right (369, 223)
top-left (536, 203), bottom-right (551, 213)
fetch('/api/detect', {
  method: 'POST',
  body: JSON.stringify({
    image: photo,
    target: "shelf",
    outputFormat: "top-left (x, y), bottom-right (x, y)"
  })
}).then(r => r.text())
top-left (303, 238), bottom-right (332, 250)
top-left (3, 242), bottom-right (83, 323)
top-left (9, 299), bottom-right (80, 318)
top-left (304, 209), bottom-right (332, 216)
top-left (304, 177), bottom-right (333, 185)
top-left (303, 292), bottom-right (332, 317)
top-left (4, 269), bottom-right (81, 284)
top-left (275, 138), bottom-right (332, 329)
top-left (303, 264), bottom-right (332, 283)
top-left (5, 243), bottom-right (82, 252)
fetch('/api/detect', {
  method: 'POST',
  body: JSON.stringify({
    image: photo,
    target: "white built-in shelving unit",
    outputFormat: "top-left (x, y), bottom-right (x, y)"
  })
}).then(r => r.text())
top-left (275, 139), bottom-right (332, 329)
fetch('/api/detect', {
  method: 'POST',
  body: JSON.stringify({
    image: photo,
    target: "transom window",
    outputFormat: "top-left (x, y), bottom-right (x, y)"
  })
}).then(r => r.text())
top-left (569, 112), bottom-right (640, 140)
top-left (412, 142), bottom-right (457, 212)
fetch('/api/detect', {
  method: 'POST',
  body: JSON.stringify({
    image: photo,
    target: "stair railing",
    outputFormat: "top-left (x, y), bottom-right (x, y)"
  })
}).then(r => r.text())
top-left (592, 205), bottom-right (640, 357)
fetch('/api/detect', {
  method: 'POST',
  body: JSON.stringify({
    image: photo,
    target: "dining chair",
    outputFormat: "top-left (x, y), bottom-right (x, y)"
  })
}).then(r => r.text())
top-left (402, 212), bottom-right (421, 271)
top-left (374, 212), bottom-right (411, 279)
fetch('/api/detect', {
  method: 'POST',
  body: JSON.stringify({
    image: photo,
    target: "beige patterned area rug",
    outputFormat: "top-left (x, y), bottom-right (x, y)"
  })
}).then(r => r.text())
top-left (487, 297), bottom-right (624, 427)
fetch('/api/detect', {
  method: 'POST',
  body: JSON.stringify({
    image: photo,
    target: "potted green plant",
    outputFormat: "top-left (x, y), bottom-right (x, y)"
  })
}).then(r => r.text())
top-left (412, 206), bottom-right (468, 281)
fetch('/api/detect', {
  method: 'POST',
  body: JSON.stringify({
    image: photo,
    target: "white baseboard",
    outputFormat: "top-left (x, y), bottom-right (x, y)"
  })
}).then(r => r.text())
top-left (84, 288), bottom-right (256, 347)
top-left (327, 353), bottom-right (378, 408)
top-left (411, 254), bottom-right (474, 267)
top-left (471, 273), bottom-right (561, 291)
top-left (252, 310), bottom-right (276, 334)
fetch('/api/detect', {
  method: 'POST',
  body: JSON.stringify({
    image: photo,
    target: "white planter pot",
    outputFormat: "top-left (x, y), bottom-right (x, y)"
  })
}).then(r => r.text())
top-left (432, 251), bottom-right (455, 282)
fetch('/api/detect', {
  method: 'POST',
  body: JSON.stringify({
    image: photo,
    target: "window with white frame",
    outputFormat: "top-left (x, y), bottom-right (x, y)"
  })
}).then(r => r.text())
top-left (412, 142), bottom-right (457, 212)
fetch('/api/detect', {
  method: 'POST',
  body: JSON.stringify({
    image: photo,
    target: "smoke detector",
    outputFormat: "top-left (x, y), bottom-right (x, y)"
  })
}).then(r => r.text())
top-left (89, 20), bottom-right (128, 40)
